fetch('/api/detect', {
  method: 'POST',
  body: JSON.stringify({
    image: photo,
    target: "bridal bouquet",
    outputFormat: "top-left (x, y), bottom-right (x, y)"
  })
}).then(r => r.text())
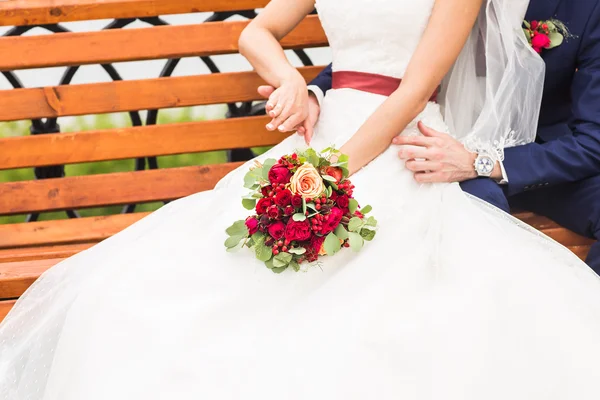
top-left (225, 148), bottom-right (377, 273)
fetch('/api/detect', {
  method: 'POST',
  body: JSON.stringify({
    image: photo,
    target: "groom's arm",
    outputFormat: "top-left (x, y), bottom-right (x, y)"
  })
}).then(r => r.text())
top-left (502, 3), bottom-right (600, 197)
top-left (307, 64), bottom-right (333, 106)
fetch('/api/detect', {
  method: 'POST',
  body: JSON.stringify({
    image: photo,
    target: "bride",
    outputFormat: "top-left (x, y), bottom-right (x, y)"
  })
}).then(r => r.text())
top-left (2, 0), bottom-right (600, 398)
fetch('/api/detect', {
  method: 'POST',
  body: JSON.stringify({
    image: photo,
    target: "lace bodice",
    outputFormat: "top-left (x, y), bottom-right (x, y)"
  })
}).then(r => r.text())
top-left (315, 0), bottom-right (435, 78)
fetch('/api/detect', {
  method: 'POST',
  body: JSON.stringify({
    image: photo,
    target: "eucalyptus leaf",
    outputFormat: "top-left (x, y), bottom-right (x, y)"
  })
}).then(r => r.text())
top-left (305, 149), bottom-right (320, 166)
top-left (360, 228), bottom-right (376, 241)
top-left (523, 20), bottom-right (531, 29)
top-left (225, 235), bottom-right (245, 249)
top-left (302, 198), bottom-right (307, 214)
top-left (327, 185), bottom-right (333, 197)
top-left (348, 217), bottom-right (363, 232)
top-left (255, 242), bottom-right (273, 262)
top-left (290, 260), bottom-right (301, 272)
top-left (251, 232), bottom-right (265, 244)
top-left (274, 252), bottom-right (293, 267)
top-left (323, 232), bottom-right (342, 256)
top-left (293, 213), bottom-right (307, 222)
top-left (265, 258), bottom-right (275, 269)
top-left (288, 247), bottom-right (306, 255)
top-left (226, 220), bottom-right (249, 237)
top-left (348, 232), bottom-right (364, 252)
top-left (322, 175), bottom-right (337, 182)
top-left (306, 203), bottom-right (318, 211)
top-left (366, 216), bottom-right (378, 227)
top-left (244, 170), bottom-right (257, 189)
top-left (545, 21), bottom-right (556, 31)
top-left (361, 205), bottom-right (372, 214)
top-left (349, 199), bottom-right (359, 214)
top-left (334, 224), bottom-right (349, 240)
top-left (242, 198), bottom-right (257, 210)
top-left (547, 31), bottom-right (563, 48)
top-left (272, 266), bottom-right (288, 274)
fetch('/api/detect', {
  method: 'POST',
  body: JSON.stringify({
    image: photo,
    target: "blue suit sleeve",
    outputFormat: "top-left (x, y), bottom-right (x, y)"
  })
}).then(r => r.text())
top-left (309, 64), bottom-right (333, 94)
top-left (503, 2), bottom-right (600, 196)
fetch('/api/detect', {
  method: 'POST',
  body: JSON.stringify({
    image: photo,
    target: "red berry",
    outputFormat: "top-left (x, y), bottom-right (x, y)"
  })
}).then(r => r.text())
top-left (273, 249), bottom-right (279, 255)
top-left (282, 246), bottom-right (288, 252)
top-left (277, 240), bottom-right (283, 247)
top-left (316, 204), bottom-right (322, 210)
top-left (315, 198), bottom-right (321, 204)
top-left (268, 191), bottom-right (274, 197)
top-left (344, 242), bottom-right (350, 248)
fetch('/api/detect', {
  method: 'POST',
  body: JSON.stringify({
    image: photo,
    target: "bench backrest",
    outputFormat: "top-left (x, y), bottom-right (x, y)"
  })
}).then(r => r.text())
top-left (0, 0), bottom-right (327, 226)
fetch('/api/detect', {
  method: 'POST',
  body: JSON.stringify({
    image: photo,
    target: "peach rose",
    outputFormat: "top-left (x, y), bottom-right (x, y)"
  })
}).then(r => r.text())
top-left (290, 163), bottom-right (325, 199)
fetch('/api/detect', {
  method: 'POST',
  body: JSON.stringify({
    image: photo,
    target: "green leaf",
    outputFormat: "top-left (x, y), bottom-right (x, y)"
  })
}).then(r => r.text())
top-left (305, 149), bottom-right (320, 166)
top-left (306, 202), bottom-right (318, 211)
top-left (255, 242), bottom-right (273, 262)
top-left (261, 158), bottom-right (277, 181)
top-left (242, 198), bottom-right (257, 210)
top-left (349, 199), bottom-right (359, 214)
top-left (327, 185), bottom-right (333, 197)
top-left (361, 205), bottom-right (372, 214)
top-left (225, 235), bottom-right (244, 248)
top-left (265, 258), bottom-right (275, 269)
top-left (366, 216), bottom-right (378, 227)
top-left (323, 232), bottom-right (342, 256)
top-left (322, 175), bottom-right (337, 182)
top-left (348, 217), bottom-right (363, 232)
top-left (334, 224), bottom-right (349, 240)
top-left (244, 170), bottom-right (258, 189)
top-left (545, 21), bottom-right (556, 31)
top-left (226, 220), bottom-right (249, 237)
top-left (293, 213), bottom-right (307, 222)
top-left (302, 197), bottom-right (307, 214)
top-left (547, 32), bottom-right (564, 48)
top-left (360, 228), bottom-right (376, 241)
top-left (288, 247), bottom-right (306, 255)
top-left (290, 260), bottom-right (301, 272)
top-left (273, 252), bottom-right (293, 268)
top-left (523, 20), bottom-right (531, 29)
top-left (226, 240), bottom-right (244, 252)
top-left (251, 232), bottom-right (265, 243)
top-left (348, 232), bottom-right (364, 252)
top-left (272, 266), bottom-right (288, 274)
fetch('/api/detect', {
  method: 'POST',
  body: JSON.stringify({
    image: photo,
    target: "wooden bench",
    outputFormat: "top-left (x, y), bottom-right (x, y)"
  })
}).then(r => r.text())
top-left (0, 0), bottom-right (594, 323)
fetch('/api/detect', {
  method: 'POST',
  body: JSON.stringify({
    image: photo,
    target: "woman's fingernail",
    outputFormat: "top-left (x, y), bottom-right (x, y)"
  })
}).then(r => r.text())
top-left (267, 103), bottom-right (273, 108)
top-left (266, 124), bottom-right (274, 130)
top-left (278, 125), bottom-right (285, 131)
top-left (269, 111), bottom-right (275, 117)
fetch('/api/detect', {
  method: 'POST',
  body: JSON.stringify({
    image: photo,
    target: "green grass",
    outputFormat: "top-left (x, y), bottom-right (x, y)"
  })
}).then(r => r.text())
top-left (0, 108), bottom-right (271, 225)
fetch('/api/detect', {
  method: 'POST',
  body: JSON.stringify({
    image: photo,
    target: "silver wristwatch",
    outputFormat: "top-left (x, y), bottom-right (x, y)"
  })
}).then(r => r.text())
top-left (474, 152), bottom-right (495, 177)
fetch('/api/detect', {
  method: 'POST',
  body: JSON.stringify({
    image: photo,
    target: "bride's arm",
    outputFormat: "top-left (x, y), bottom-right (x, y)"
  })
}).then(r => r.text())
top-left (238, 0), bottom-right (316, 131)
top-left (340, 0), bottom-right (483, 174)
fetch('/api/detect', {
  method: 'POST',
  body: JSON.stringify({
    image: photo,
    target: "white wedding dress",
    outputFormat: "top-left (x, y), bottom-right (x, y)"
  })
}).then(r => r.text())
top-left (2, 0), bottom-right (600, 398)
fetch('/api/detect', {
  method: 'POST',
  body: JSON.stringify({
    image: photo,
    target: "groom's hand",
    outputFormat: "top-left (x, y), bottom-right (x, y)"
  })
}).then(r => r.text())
top-left (257, 85), bottom-right (320, 144)
top-left (393, 121), bottom-right (499, 183)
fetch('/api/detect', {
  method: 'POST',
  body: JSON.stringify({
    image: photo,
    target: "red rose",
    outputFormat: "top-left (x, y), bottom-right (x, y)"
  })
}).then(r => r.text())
top-left (322, 207), bottom-right (344, 234)
top-left (268, 221), bottom-right (286, 240)
top-left (268, 164), bottom-right (292, 185)
top-left (530, 20), bottom-right (539, 30)
top-left (284, 205), bottom-right (295, 216)
top-left (274, 189), bottom-right (293, 207)
top-left (531, 32), bottom-right (551, 52)
top-left (285, 219), bottom-right (312, 242)
top-left (245, 217), bottom-right (259, 235)
top-left (291, 195), bottom-right (303, 208)
top-left (329, 191), bottom-right (338, 201)
top-left (261, 186), bottom-right (272, 197)
top-left (324, 166), bottom-right (343, 183)
top-left (256, 198), bottom-right (272, 215)
top-left (336, 194), bottom-right (349, 209)
top-left (267, 205), bottom-right (282, 219)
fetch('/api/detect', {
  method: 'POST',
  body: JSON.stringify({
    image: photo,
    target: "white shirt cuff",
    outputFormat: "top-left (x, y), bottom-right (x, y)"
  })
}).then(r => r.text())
top-left (497, 159), bottom-right (509, 185)
top-left (307, 85), bottom-right (325, 107)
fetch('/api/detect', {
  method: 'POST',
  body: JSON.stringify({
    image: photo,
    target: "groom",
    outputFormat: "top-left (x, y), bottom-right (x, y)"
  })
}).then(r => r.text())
top-left (259, 0), bottom-right (600, 273)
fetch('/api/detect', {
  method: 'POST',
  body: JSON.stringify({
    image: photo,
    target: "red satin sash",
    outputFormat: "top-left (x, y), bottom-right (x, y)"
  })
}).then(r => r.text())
top-left (331, 70), bottom-right (438, 102)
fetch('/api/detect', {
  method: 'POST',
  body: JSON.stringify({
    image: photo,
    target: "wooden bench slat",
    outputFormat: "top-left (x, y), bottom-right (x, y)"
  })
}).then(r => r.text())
top-left (0, 67), bottom-right (323, 122)
top-left (0, 258), bottom-right (66, 299)
top-left (0, 300), bottom-right (16, 323)
top-left (0, 163), bottom-right (242, 216)
top-left (0, 213), bottom-right (149, 249)
top-left (0, 0), bottom-right (270, 27)
top-left (0, 243), bottom-right (95, 263)
top-left (0, 16), bottom-right (326, 70)
top-left (0, 116), bottom-right (289, 170)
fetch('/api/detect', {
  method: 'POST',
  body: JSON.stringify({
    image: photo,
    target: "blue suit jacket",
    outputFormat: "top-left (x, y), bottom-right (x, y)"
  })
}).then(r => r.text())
top-left (309, 0), bottom-right (600, 197)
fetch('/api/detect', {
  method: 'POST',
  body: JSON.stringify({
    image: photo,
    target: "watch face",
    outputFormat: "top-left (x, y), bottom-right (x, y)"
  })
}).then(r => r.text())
top-left (475, 156), bottom-right (494, 175)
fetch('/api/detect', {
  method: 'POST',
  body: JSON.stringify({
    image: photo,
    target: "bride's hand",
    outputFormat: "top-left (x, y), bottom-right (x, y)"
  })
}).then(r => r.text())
top-left (261, 72), bottom-right (309, 134)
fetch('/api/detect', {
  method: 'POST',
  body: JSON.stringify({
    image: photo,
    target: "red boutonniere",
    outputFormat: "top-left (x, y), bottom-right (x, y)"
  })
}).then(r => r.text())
top-left (523, 19), bottom-right (574, 54)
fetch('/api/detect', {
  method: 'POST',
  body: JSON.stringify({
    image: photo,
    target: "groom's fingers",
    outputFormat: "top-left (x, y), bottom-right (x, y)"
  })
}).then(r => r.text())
top-left (418, 121), bottom-right (445, 137)
top-left (397, 145), bottom-right (431, 160)
top-left (405, 160), bottom-right (442, 173)
top-left (413, 171), bottom-right (448, 183)
top-left (393, 135), bottom-right (438, 147)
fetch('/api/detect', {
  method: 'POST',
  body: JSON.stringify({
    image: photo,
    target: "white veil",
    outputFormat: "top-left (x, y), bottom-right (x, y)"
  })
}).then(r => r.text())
top-left (439, 0), bottom-right (545, 161)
